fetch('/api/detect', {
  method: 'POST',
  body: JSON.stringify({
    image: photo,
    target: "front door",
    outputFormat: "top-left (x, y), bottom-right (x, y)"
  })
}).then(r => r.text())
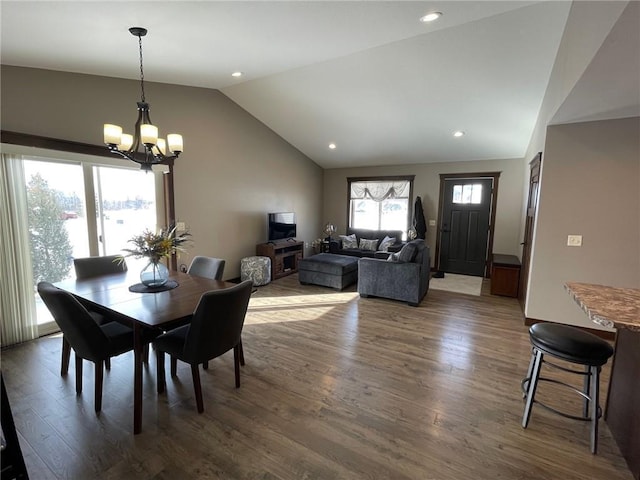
top-left (438, 178), bottom-right (493, 276)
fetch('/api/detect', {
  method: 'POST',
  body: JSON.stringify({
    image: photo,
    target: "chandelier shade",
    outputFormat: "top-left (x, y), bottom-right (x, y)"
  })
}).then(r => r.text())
top-left (103, 27), bottom-right (183, 171)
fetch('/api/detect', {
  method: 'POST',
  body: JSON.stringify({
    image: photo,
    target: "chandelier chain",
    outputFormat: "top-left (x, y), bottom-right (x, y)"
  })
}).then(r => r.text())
top-left (138, 34), bottom-right (146, 103)
top-left (105, 26), bottom-right (183, 170)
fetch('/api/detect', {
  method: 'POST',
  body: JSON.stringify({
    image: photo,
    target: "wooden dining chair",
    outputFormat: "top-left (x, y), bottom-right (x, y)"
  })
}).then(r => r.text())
top-left (186, 256), bottom-right (244, 369)
top-left (154, 280), bottom-right (253, 413)
top-left (37, 282), bottom-right (157, 413)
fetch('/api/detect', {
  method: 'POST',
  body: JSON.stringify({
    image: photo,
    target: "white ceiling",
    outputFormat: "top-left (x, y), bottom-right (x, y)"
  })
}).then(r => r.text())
top-left (1, 1), bottom-right (638, 169)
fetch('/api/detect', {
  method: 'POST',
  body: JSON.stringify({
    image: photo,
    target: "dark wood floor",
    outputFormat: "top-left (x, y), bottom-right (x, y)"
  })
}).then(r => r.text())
top-left (2, 275), bottom-right (633, 479)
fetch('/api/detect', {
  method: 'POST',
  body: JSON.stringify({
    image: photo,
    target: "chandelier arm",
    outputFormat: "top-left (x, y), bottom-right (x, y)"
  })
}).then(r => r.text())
top-left (128, 103), bottom-right (145, 154)
top-left (108, 147), bottom-right (177, 166)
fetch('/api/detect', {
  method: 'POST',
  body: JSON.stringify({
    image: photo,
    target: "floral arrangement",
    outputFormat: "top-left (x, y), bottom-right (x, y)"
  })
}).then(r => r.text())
top-left (119, 226), bottom-right (191, 264)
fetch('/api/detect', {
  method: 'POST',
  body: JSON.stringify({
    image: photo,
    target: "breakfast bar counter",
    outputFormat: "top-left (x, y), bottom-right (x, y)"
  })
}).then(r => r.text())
top-left (565, 282), bottom-right (640, 479)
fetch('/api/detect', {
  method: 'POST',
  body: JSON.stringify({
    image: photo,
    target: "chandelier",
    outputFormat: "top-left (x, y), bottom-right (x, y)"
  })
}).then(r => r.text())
top-left (103, 27), bottom-right (183, 171)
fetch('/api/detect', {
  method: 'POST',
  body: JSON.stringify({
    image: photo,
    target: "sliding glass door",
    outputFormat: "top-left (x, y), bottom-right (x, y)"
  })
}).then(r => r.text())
top-left (24, 159), bottom-right (91, 283)
top-left (94, 166), bottom-right (158, 257)
top-left (19, 155), bottom-right (163, 333)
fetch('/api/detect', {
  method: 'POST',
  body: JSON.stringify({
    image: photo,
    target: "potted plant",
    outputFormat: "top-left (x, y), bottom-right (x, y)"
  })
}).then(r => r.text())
top-left (119, 226), bottom-right (191, 287)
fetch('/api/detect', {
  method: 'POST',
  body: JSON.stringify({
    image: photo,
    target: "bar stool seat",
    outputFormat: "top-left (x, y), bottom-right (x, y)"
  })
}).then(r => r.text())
top-left (529, 323), bottom-right (614, 366)
top-left (522, 322), bottom-right (614, 454)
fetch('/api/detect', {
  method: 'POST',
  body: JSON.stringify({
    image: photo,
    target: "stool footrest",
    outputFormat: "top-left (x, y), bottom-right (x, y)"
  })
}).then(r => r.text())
top-left (522, 375), bottom-right (602, 422)
top-left (522, 376), bottom-right (591, 402)
top-left (532, 397), bottom-right (602, 422)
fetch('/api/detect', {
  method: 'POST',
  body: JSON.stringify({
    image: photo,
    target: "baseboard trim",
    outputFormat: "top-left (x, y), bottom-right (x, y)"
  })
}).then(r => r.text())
top-left (524, 317), bottom-right (615, 341)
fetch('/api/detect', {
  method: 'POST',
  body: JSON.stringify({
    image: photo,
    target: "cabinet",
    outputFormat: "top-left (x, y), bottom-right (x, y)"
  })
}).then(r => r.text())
top-left (256, 241), bottom-right (304, 281)
top-left (490, 254), bottom-right (521, 297)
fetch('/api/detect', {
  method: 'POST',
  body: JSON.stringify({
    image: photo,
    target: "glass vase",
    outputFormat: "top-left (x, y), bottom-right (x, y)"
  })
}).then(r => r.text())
top-left (140, 260), bottom-right (169, 287)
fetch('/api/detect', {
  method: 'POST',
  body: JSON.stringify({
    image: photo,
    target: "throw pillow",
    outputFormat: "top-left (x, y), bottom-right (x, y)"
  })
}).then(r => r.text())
top-left (397, 242), bottom-right (418, 263)
top-left (359, 238), bottom-right (379, 251)
top-left (339, 234), bottom-right (358, 249)
top-left (387, 252), bottom-right (400, 262)
top-left (378, 236), bottom-right (396, 252)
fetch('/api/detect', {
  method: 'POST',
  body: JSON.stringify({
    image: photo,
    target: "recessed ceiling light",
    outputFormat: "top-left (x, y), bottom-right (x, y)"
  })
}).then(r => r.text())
top-left (453, 131), bottom-right (465, 137)
top-left (329, 143), bottom-right (337, 150)
top-left (231, 71), bottom-right (243, 77)
top-left (420, 12), bottom-right (442, 23)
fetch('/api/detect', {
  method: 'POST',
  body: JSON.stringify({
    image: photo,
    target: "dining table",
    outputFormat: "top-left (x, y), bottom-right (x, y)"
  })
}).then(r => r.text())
top-left (55, 268), bottom-right (235, 434)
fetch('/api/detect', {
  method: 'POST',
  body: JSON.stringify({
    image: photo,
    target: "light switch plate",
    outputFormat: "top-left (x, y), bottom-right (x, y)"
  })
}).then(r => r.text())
top-left (176, 221), bottom-right (186, 231)
top-left (429, 220), bottom-right (436, 227)
top-left (567, 235), bottom-right (582, 247)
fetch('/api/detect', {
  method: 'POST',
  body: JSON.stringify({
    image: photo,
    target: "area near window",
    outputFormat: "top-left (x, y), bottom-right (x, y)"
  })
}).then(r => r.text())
top-left (2, 147), bottom-right (165, 338)
top-left (347, 176), bottom-right (414, 237)
top-left (452, 183), bottom-right (483, 204)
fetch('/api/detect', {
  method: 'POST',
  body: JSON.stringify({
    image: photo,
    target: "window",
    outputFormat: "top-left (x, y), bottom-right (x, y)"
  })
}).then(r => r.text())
top-left (93, 166), bottom-right (158, 256)
top-left (348, 177), bottom-right (413, 236)
top-left (5, 150), bottom-right (164, 335)
top-left (452, 183), bottom-right (483, 204)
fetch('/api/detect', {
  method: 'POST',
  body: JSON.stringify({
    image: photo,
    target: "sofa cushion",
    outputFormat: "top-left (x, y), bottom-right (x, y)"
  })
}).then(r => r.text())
top-left (339, 234), bottom-right (358, 249)
top-left (359, 238), bottom-right (379, 251)
top-left (341, 248), bottom-right (377, 258)
top-left (397, 241), bottom-right (418, 263)
top-left (378, 236), bottom-right (396, 252)
top-left (331, 228), bottom-right (404, 259)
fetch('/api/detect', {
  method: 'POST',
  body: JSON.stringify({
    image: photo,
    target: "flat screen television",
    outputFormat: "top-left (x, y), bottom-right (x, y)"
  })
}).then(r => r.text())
top-left (268, 212), bottom-right (296, 241)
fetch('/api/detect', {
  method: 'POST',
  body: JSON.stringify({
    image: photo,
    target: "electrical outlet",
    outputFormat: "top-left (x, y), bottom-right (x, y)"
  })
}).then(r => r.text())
top-left (429, 220), bottom-right (436, 227)
top-left (176, 221), bottom-right (186, 231)
top-left (567, 235), bottom-right (582, 247)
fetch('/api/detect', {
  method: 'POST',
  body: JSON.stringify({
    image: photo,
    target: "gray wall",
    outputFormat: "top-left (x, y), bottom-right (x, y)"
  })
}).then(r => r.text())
top-left (527, 117), bottom-right (640, 329)
top-left (323, 158), bottom-right (525, 266)
top-left (1, 66), bottom-right (323, 278)
top-left (520, 2), bottom-right (638, 329)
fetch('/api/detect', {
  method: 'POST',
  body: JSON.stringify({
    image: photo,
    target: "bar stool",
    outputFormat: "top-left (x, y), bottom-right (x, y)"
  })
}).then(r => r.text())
top-left (521, 322), bottom-right (614, 453)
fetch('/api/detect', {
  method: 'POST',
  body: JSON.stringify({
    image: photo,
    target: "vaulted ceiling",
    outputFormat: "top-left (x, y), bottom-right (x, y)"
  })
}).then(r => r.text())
top-left (1, 1), bottom-right (638, 168)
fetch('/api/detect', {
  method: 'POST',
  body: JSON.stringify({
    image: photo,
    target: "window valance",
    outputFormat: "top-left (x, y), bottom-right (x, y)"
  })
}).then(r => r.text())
top-left (350, 180), bottom-right (410, 202)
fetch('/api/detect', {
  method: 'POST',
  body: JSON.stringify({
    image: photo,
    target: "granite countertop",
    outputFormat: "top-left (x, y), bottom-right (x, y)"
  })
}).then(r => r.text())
top-left (565, 282), bottom-right (640, 331)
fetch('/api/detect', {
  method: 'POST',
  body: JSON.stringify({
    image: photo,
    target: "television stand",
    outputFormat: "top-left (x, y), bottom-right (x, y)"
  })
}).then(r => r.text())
top-left (256, 240), bottom-right (304, 280)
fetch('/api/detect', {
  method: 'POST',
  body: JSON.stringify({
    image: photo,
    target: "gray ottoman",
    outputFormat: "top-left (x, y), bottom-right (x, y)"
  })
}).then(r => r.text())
top-left (298, 253), bottom-right (359, 290)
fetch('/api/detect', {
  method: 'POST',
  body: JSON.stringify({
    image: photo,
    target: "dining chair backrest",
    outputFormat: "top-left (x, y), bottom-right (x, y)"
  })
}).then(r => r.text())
top-left (182, 280), bottom-right (253, 365)
top-left (74, 255), bottom-right (127, 279)
top-left (187, 256), bottom-right (225, 280)
top-left (37, 282), bottom-right (111, 362)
